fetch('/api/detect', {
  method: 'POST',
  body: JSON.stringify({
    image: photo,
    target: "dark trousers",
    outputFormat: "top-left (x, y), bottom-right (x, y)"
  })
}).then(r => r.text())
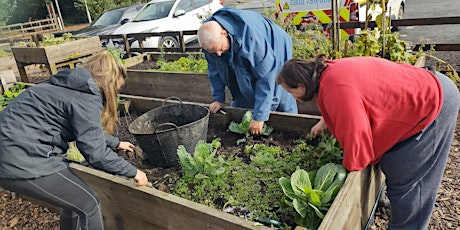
top-left (0, 167), bottom-right (104, 230)
top-left (379, 72), bottom-right (460, 229)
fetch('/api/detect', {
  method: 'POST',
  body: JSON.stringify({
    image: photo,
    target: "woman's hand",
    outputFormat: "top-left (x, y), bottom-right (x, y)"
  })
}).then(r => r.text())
top-left (310, 117), bottom-right (327, 136)
top-left (118, 141), bottom-right (135, 152)
top-left (134, 169), bottom-right (148, 186)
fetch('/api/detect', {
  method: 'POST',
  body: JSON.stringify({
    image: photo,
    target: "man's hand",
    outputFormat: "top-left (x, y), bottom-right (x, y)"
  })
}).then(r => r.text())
top-left (118, 141), bottom-right (135, 152)
top-left (310, 117), bottom-right (327, 136)
top-left (209, 101), bottom-right (225, 113)
top-left (249, 120), bottom-right (264, 135)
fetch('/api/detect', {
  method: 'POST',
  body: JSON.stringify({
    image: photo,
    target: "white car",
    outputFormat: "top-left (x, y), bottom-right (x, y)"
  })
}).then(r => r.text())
top-left (113, 0), bottom-right (223, 48)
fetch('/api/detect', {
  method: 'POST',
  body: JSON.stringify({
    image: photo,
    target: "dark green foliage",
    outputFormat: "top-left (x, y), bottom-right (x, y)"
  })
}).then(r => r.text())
top-left (279, 163), bottom-right (347, 229)
top-left (172, 133), bottom-right (344, 229)
top-left (0, 83), bottom-right (26, 111)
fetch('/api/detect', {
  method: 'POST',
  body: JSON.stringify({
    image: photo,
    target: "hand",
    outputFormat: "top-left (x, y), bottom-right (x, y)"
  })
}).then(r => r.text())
top-left (134, 169), bottom-right (148, 186)
top-left (249, 120), bottom-right (264, 135)
top-left (118, 141), bottom-right (135, 152)
top-left (310, 117), bottom-right (327, 136)
top-left (209, 101), bottom-right (225, 113)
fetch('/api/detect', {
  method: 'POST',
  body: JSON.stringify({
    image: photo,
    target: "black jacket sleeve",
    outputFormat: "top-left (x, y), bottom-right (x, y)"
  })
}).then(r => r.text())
top-left (69, 94), bottom-right (137, 178)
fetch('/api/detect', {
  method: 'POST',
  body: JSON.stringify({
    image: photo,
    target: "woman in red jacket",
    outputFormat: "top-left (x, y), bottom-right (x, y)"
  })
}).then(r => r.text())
top-left (277, 54), bottom-right (460, 229)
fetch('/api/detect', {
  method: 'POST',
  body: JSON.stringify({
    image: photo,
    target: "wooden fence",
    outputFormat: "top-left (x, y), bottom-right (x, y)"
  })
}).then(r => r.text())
top-left (0, 18), bottom-right (60, 41)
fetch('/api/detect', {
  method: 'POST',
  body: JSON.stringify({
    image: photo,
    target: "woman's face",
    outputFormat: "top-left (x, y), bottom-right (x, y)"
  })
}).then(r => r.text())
top-left (281, 83), bottom-right (306, 102)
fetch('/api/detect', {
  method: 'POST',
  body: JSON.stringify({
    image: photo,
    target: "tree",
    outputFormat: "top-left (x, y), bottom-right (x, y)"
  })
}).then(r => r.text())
top-left (0, 0), bottom-right (17, 26)
top-left (6, 0), bottom-right (47, 24)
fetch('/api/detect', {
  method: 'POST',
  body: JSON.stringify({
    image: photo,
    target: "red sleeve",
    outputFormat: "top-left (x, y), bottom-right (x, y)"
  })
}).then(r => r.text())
top-left (320, 85), bottom-right (375, 171)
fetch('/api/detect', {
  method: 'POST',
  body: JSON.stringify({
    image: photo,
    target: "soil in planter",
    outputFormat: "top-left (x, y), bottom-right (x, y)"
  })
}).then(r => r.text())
top-left (113, 109), bottom-right (321, 228)
top-left (114, 110), bottom-right (306, 192)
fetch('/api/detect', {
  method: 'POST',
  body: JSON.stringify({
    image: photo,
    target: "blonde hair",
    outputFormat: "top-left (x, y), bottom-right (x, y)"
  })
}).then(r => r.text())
top-left (82, 50), bottom-right (127, 134)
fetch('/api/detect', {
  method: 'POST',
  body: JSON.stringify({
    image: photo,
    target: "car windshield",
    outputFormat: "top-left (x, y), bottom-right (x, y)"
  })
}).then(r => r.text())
top-left (133, 1), bottom-right (175, 22)
top-left (92, 9), bottom-right (124, 26)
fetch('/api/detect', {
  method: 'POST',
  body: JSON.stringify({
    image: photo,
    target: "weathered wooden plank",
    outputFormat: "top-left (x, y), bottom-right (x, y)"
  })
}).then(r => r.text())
top-left (69, 160), bottom-right (383, 230)
top-left (11, 47), bottom-right (47, 63)
top-left (45, 36), bottom-right (101, 63)
top-left (320, 165), bottom-right (384, 230)
top-left (122, 70), bottom-right (218, 104)
top-left (123, 70), bottom-right (321, 115)
top-left (70, 163), bottom-right (270, 230)
top-left (0, 70), bottom-right (17, 94)
top-left (124, 53), bottom-right (151, 68)
top-left (11, 36), bottom-right (101, 64)
top-left (120, 94), bottom-right (322, 134)
top-left (11, 36), bottom-right (102, 81)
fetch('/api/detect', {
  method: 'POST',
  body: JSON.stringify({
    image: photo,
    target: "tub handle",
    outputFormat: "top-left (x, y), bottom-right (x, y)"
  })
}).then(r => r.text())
top-left (162, 96), bottom-right (183, 106)
top-left (153, 122), bottom-right (179, 133)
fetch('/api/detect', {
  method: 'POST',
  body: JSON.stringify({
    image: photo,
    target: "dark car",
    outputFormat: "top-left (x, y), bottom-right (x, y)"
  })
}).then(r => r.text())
top-left (72, 3), bottom-right (145, 37)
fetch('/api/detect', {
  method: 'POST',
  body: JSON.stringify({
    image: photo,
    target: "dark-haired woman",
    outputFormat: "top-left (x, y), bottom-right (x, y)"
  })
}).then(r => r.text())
top-left (277, 55), bottom-right (460, 229)
top-left (0, 51), bottom-right (148, 230)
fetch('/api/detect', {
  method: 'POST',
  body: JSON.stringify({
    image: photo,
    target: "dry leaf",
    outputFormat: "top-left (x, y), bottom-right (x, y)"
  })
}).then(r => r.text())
top-left (9, 216), bottom-right (19, 227)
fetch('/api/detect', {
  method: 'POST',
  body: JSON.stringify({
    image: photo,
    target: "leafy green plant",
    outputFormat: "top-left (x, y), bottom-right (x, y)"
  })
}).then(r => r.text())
top-left (19, 33), bottom-right (76, 47)
top-left (228, 110), bottom-right (274, 145)
top-left (177, 138), bottom-right (227, 181)
top-left (106, 43), bottom-right (126, 64)
top-left (155, 55), bottom-right (208, 73)
top-left (244, 143), bottom-right (282, 166)
top-left (0, 83), bottom-right (25, 111)
top-left (263, 7), bottom-right (332, 59)
top-left (279, 163), bottom-right (347, 230)
top-left (65, 142), bottom-right (85, 163)
top-left (0, 49), bottom-right (11, 57)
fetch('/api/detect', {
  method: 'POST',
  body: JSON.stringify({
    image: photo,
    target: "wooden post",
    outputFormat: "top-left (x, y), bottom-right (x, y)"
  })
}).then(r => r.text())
top-left (54, 0), bottom-right (65, 30)
top-left (16, 63), bottom-right (29, 83)
top-left (331, 0), bottom-right (340, 52)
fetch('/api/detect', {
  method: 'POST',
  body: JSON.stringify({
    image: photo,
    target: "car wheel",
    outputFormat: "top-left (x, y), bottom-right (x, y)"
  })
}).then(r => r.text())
top-left (159, 36), bottom-right (179, 48)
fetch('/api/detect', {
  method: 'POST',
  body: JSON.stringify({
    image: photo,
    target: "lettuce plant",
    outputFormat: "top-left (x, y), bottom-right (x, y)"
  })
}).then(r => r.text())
top-left (228, 110), bottom-right (273, 145)
top-left (279, 163), bottom-right (347, 229)
top-left (177, 138), bottom-right (227, 181)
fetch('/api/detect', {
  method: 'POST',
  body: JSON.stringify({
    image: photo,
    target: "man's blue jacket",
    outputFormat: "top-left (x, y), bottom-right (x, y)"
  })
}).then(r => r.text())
top-left (203, 7), bottom-right (298, 121)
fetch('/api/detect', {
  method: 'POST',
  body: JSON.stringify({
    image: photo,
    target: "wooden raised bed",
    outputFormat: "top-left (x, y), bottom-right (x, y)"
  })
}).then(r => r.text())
top-left (67, 94), bottom-right (383, 230)
top-left (11, 36), bottom-right (101, 82)
top-left (122, 69), bottom-right (321, 115)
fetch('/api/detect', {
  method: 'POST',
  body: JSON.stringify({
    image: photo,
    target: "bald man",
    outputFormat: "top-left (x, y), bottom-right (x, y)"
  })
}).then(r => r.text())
top-left (198, 7), bottom-right (298, 135)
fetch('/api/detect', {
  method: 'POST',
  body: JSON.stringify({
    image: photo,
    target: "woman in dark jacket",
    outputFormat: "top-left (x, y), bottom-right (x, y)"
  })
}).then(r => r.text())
top-left (0, 50), bottom-right (148, 230)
